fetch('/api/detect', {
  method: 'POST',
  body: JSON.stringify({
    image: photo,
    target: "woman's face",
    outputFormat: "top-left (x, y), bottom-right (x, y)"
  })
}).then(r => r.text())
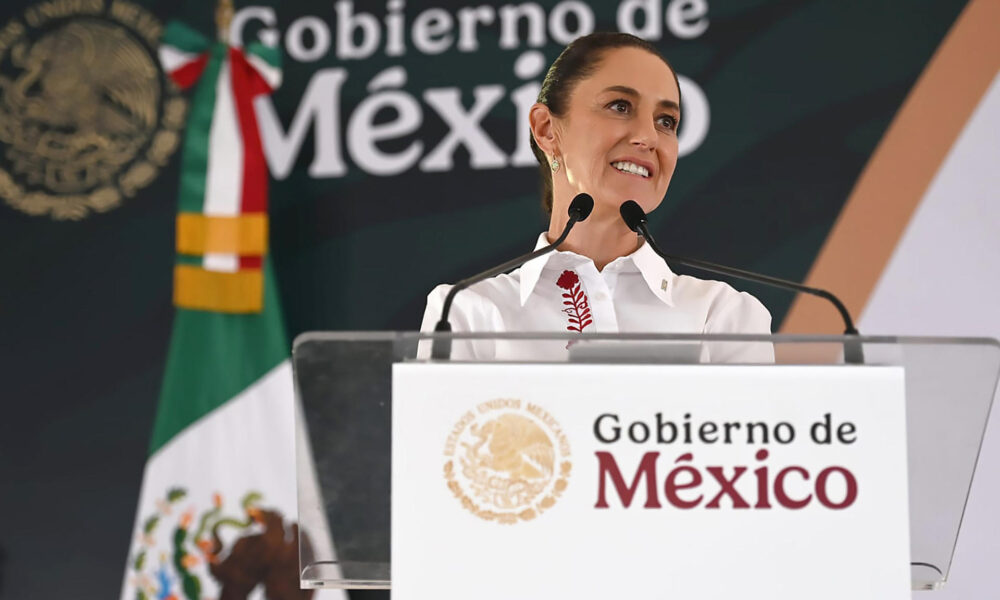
top-left (551, 47), bottom-right (681, 216)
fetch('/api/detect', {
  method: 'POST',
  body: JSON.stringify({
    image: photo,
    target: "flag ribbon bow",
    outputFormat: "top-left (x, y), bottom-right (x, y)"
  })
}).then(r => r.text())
top-left (160, 21), bottom-right (281, 313)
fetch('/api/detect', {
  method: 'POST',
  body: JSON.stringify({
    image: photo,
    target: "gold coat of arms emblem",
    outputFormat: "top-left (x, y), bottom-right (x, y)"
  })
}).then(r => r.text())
top-left (444, 399), bottom-right (571, 524)
top-left (0, 0), bottom-right (184, 220)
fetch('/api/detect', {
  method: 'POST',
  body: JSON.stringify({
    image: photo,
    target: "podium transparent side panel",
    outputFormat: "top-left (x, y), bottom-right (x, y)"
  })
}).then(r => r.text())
top-left (292, 332), bottom-right (1000, 591)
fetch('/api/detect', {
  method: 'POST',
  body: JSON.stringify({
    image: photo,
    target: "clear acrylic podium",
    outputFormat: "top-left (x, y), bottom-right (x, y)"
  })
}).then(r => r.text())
top-left (292, 332), bottom-right (1000, 592)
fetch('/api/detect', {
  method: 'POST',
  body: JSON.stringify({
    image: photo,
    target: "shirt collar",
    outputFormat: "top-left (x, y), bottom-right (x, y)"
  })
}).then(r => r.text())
top-left (629, 237), bottom-right (676, 307)
top-left (518, 233), bottom-right (564, 306)
top-left (518, 232), bottom-right (675, 307)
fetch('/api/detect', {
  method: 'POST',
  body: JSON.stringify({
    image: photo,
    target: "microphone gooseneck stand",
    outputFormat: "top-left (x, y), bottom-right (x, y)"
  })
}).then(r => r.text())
top-left (619, 201), bottom-right (864, 364)
top-left (431, 193), bottom-right (595, 360)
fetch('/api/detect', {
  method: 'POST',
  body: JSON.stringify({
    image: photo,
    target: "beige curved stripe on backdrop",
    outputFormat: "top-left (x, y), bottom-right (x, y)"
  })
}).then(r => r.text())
top-left (780, 0), bottom-right (1000, 334)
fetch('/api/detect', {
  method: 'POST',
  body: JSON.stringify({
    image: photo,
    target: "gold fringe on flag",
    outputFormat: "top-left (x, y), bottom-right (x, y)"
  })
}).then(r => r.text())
top-left (174, 265), bottom-right (264, 313)
top-left (176, 213), bottom-right (268, 255)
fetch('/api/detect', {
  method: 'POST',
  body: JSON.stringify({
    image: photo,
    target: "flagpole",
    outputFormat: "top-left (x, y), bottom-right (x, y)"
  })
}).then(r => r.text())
top-left (215, 0), bottom-right (233, 43)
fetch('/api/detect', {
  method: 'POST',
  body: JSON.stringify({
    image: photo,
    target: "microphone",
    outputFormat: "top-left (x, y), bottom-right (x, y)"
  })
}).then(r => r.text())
top-left (431, 193), bottom-right (595, 359)
top-left (619, 200), bottom-right (864, 364)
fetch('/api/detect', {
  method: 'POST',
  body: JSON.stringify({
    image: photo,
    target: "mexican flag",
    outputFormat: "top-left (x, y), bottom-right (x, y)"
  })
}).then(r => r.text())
top-left (120, 22), bottom-right (344, 600)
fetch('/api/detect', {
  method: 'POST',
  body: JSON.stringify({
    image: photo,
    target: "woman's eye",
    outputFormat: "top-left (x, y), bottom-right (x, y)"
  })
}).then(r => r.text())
top-left (607, 99), bottom-right (631, 113)
top-left (658, 115), bottom-right (678, 131)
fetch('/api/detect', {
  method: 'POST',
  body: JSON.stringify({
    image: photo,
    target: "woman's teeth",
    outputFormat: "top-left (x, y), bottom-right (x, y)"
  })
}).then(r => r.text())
top-left (612, 161), bottom-right (649, 178)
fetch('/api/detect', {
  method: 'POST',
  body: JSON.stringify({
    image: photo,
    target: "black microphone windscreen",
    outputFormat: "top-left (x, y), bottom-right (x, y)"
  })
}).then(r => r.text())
top-left (568, 193), bottom-right (594, 221)
top-left (619, 200), bottom-right (647, 232)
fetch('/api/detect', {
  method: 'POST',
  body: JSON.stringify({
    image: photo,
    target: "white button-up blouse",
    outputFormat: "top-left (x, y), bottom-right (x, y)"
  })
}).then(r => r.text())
top-left (421, 234), bottom-right (773, 362)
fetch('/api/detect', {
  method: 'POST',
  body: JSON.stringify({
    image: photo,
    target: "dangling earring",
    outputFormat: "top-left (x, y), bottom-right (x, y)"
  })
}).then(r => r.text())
top-left (550, 157), bottom-right (560, 174)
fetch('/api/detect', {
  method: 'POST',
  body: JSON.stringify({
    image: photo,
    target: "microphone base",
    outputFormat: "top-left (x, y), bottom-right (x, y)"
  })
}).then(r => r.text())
top-left (843, 335), bottom-right (865, 365)
top-left (430, 321), bottom-right (452, 360)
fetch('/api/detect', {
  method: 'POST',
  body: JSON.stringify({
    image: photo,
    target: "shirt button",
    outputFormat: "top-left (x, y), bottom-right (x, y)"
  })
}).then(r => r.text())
top-left (594, 292), bottom-right (607, 301)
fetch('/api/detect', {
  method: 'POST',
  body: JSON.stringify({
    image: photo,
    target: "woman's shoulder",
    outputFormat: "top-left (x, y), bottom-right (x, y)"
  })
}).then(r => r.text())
top-left (425, 271), bottom-right (521, 306)
top-left (670, 273), bottom-right (772, 334)
top-left (420, 272), bottom-right (521, 332)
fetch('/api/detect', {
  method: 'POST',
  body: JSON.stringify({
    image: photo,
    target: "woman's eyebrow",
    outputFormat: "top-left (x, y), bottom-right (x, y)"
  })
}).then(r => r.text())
top-left (602, 84), bottom-right (639, 97)
top-left (601, 85), bottom-right (679, 112)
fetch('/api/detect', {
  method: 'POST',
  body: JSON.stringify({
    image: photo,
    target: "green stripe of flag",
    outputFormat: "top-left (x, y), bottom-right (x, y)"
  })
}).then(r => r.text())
top-left (150, 257), bottom-right (288, 454)
top-left (162, 21), bottom-right (209, 55)
top-left (246, 42), bottom-right (280, 70)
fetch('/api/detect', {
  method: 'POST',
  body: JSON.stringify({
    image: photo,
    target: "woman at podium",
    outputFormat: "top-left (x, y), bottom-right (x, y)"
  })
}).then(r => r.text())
top-left (421, 33), bottom-right (772, 362)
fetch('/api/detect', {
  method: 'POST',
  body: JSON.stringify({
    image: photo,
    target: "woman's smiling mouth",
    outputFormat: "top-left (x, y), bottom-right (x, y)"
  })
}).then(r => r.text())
top-left (611, 160), bottom-right (651, 178)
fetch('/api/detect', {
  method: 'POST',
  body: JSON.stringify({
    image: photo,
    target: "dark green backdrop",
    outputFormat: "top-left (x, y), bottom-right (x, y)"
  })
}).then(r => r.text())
top-left (0, 0), bottom-right (966, 597)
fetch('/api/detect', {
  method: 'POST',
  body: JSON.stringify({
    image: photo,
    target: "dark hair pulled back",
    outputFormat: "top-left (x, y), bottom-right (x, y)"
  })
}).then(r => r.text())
top-left (530, 32), bottom-right (679, 215)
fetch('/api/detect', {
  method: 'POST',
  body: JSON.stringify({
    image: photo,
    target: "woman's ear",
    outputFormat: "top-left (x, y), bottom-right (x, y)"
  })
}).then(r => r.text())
top-left (529, 103), bottom-right (559, 157)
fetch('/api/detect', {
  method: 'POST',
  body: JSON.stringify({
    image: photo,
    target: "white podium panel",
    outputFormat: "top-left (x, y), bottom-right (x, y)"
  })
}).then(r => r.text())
top-left (392, 364), bottom-right (909, 600)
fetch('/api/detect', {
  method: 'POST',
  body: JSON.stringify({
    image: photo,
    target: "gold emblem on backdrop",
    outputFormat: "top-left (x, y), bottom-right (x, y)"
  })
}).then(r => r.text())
top-left (0, 0), bottom-right (184, 220)
top-left (444, 399), bottom-right (571, 524)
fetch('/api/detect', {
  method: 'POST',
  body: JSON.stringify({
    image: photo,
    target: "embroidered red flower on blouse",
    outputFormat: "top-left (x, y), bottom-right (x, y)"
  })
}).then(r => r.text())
top-left (556, 270), bottom-right (579, 290)
top-left (556, 270), bottom-right (592, 333)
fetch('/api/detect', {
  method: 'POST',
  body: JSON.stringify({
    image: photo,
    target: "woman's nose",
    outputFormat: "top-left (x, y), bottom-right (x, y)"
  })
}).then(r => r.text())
top-left (630, 118), bottom-right (658, 151)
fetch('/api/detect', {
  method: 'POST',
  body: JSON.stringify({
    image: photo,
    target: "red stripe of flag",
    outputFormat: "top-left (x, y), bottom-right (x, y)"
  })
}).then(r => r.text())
top-left (229, 47), bottom-right (268, 215)
top-left (170, 54), bottom-right (210, 90)
top-left (229, 48), bottom-right (270, 271)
